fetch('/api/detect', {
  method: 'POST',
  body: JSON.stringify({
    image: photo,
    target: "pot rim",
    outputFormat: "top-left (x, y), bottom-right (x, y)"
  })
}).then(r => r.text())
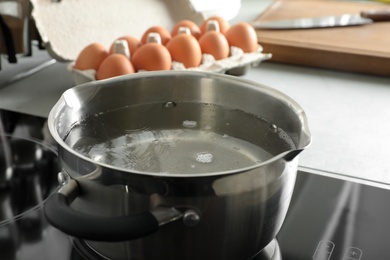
top-left (48, 71), bottom-right (311, 178)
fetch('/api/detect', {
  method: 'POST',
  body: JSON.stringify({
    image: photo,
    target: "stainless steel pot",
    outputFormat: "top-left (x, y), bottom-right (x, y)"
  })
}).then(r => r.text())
top-left (44, 71), bottom-right (311, 260)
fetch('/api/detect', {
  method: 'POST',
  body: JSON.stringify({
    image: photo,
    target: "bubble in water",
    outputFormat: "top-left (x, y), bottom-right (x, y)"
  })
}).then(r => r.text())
top-left (92, 154), bottom-right (103, 162)
top-left (163, 101), bottom-right (177, 108)
top-left (183, 120), bottom-right (197, 128)
top-left (270, 124), bottom-right (278, 133)
top-left (195, 152), bottom-right (213, 164)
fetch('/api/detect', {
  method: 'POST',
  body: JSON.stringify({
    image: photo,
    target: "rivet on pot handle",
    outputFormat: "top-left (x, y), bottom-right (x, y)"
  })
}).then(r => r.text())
top-left (44, 176), bottom-right (185, 242)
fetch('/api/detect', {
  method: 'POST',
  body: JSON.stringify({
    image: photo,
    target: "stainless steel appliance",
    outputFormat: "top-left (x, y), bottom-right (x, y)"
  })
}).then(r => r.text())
top-left (44, 71), bottom-right (311, 260)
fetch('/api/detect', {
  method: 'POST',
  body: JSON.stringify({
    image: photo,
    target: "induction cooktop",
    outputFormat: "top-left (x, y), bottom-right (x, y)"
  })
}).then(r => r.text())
top-left (1, 110), bottom-right (389, 260)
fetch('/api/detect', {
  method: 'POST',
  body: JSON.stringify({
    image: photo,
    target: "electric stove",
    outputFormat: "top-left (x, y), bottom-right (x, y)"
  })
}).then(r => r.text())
top-left (1, 110), bottom-right (389, 260)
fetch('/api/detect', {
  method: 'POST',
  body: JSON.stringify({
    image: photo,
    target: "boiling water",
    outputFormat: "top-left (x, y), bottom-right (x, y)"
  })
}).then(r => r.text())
top-left (65, 102), bottom-right (295, 174)
top-left (72, 128), bottom-right (270, 174)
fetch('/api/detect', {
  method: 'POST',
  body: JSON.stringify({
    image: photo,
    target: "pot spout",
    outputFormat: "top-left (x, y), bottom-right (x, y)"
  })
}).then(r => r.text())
top-left (283, 149), bottom-right (304, 162)
top-left (282, 119), bottom-right (312, 162)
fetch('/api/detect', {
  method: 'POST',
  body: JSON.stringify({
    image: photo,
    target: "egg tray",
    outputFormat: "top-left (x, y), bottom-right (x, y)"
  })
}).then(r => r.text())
top-left (69, 45), bottom-right (272, 85)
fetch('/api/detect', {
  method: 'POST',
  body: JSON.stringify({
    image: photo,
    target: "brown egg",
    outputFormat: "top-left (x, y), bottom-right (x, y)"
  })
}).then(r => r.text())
top-left (131, 37), bottom-right (172, 71)
top-left (109, 35), bottom-right (141, 56)
top-left (141, 26), bottom-right (172, 45)
top-left (96, 54), bottom-right (135, 80)
top-left (200, 16), bottom-right (230, 35)
top-left (74, 43), bottom-right (109, 71)
top-left (166, 30), bottom-right (202, 68)
top-left (225, 22), bottom-right (258, 53)
top-left (171, 20), bottom-right (201, 39)
top-left (198, 30), bottom-right (229, 60)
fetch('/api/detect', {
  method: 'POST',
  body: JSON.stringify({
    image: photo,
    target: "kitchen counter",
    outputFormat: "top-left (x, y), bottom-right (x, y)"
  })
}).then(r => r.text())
top-left (1, 0), bottom-right (389, 186)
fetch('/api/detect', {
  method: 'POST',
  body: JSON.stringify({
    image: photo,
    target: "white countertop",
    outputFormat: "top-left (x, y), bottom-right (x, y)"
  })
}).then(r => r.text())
top-left (1, 0), bottom-right (390, 186)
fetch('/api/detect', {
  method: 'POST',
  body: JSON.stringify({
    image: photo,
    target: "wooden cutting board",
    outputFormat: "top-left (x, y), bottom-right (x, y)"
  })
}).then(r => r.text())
top-left (254, 0), bottom-right (390, 76)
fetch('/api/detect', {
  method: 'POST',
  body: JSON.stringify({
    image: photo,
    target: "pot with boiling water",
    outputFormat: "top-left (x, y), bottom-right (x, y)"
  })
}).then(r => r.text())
top-left (44, 71), bottom-right (311, 260)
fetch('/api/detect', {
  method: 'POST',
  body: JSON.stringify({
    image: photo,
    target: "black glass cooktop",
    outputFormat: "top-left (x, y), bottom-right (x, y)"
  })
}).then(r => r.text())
top-left (278, 169), bottom-right (390, 260)
top-left (1, 110), bottom-right (390, 260)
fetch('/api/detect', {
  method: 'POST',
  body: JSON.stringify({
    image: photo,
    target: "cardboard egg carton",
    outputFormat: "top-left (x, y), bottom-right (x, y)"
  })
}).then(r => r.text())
top-left (31, 0), bottom-right (271, 85)
top-left (70, 45), bottom-right (271, 84)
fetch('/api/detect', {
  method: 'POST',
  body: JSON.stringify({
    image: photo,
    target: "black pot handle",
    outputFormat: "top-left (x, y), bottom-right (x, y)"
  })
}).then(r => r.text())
top-left (44, 179), bottom-right (183, 242)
